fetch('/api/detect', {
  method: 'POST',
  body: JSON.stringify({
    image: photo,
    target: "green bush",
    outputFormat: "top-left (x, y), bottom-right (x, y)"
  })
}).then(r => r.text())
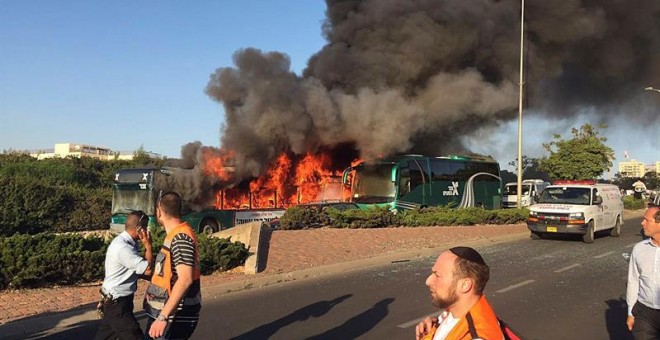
top-left (197, 234), bottom-right (249, 275)
top-left (280, 206), bottom-right (529, 230)
top-left (0, 230), bottom-right (249, 290)
top-left (623, 196), bottom-right (647, 210)
top-left (0, 233), bottom-right (107, 290)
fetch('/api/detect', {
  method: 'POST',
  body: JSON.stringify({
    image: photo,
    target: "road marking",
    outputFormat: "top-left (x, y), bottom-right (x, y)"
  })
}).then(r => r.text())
top-left (398, 313), bottom-right (437, 328)
top-left (625, 242), bottom-right (637, 248)
top-left (593, 251), bottom-right (614, 259)
top-left (554, 263), bottom-right (581, 273)
top-left (495, 279), bottom-right (535, 293)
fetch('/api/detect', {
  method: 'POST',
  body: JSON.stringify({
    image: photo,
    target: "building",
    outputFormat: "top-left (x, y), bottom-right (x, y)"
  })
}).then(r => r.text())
top-left (619, 159), bottom-right (647, 178)
top-left (24, 143), bottom-right (161, 161)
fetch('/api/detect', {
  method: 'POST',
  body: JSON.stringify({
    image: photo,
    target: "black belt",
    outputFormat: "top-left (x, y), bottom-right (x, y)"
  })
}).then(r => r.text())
top-left (100, 289), bottom-right (133, 303)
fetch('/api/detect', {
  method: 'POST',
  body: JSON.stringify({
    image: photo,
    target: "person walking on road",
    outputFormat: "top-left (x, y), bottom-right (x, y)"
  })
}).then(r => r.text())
top-left (627, 205), bottom-right (660, 338)
top-left (416, 246), bottom-right (504, 340)
top-left (144, 192), bottom-right (202, 340)
top-left (94, 211), bottom-right (153, 340)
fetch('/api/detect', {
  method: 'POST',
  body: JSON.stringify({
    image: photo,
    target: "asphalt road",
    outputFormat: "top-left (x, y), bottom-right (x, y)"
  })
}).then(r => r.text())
top-left (34, 214), bottom-right (643, 340)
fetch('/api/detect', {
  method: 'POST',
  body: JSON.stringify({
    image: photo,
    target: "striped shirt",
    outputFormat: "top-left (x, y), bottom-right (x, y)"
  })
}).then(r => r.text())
top-left (169, 232), bottom-right (201, 323)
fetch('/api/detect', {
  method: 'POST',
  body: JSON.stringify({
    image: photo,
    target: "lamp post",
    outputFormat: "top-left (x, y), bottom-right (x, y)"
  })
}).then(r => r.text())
top-left (516, 0), bottom-right (525, 208)
top-left (645, 87), bottom-right (660, 93)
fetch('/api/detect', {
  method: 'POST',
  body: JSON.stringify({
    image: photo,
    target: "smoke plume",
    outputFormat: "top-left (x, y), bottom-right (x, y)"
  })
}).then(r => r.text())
top-left (172, 0), bottom-right (660, 205)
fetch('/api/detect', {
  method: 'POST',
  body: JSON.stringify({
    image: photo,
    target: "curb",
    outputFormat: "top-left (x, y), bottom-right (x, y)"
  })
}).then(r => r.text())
top-left (0, 230), bottom-right (529, 338)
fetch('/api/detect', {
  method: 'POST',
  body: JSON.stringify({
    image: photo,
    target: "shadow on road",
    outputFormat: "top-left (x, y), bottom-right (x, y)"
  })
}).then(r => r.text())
top-left (305, 297), bottom-right (395, 340)
top-left (232, 293), bottom-right (353, 340)
top-left (604, 298), bottom-right (633, 340)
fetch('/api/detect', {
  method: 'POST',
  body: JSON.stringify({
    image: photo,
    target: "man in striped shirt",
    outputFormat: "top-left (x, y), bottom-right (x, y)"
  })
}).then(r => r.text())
top-left (145, 192), bottom-right (201, 340)
top-left (627, 205), bottom-right (660, 339)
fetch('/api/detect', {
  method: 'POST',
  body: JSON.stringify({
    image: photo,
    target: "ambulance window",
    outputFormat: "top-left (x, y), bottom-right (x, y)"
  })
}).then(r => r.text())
top-left (592, 189), bottom-right (599, 204)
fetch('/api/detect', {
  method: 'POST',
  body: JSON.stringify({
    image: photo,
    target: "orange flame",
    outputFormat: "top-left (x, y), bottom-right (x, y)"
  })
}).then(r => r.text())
top-left (209, 151), bottom-right (357, 210)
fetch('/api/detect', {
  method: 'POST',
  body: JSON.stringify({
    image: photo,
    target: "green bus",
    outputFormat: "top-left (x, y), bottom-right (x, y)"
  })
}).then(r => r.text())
top-left (342, 155), bottom-right (502, 210)
top-left (111, 167), bottom-right (285, 234)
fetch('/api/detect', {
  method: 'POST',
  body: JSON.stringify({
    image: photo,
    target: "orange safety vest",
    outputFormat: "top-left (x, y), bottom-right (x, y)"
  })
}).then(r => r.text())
top-left (420, 296), bottom-right (504, 340)
top-left (145, 222), bottom-right (201, 315)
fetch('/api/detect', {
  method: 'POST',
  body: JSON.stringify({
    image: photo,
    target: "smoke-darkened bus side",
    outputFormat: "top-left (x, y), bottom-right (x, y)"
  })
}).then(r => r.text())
top-left (343, 155), bottom-right (501, 210)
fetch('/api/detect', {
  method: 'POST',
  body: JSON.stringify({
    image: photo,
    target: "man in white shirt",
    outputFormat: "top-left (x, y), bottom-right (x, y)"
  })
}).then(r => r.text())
top-left (627, 205), bottom-right (660, 339)
top-left (95, 211), bottom-right (153, 340)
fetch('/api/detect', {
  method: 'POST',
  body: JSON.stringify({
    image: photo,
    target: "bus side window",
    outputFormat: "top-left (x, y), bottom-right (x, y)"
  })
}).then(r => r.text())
top-left (399, 165), bottom-right (411, 196)
top-left (431, 159), bottom-right (451, 181)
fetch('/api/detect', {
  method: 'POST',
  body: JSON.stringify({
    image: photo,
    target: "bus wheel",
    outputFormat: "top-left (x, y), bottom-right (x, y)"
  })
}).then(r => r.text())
top-left (202, 219), bottom-right (219, 235)
top-left (530, 231), bottom-right (543, 240)
top-left (582, 221), bottom-right (595, 244)
top-left (609, 217), bottom-right (621, 237)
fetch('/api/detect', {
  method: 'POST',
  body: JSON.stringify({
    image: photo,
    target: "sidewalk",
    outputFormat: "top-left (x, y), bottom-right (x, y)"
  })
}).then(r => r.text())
top-left (0, 223), bottom-right (528, 336)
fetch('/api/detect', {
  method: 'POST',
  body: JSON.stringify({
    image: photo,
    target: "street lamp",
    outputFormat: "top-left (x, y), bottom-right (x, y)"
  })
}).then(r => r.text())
top-left (516, 0), bottom-right (525, 208)
top-left (645, 87), bottom-right (660, 93)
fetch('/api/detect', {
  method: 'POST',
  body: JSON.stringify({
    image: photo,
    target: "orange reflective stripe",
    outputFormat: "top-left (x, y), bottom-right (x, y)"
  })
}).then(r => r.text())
top-left (148, 222), bottom-right (200, 296)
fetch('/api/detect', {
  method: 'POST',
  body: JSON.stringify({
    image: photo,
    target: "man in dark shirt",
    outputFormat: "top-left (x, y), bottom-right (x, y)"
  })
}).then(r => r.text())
top-left (145, 192), bottom-right (201, 340)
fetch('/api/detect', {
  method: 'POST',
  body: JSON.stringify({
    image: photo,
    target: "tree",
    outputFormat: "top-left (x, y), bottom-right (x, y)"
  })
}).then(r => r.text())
top-left (537, 124), bottom-right (614, 180)
top-left (508, 156), bottom-right (551, 182)
top-left (643, 172), bottom-right (659, 190)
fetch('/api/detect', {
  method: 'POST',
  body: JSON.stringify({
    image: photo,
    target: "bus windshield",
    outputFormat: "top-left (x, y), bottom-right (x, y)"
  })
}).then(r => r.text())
top-left (112, 187), bottom-right (155, 215)
top-left (351, 164), bottom-right (396, 204)
top-left (504, 184), bottom-right (531, 196)
top-left (538, 187), bottom-right (591, 205)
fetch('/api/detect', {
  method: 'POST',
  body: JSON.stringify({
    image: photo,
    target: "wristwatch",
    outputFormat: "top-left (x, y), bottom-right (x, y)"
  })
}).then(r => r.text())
top-left (156, 314), bottom-right (168, 322)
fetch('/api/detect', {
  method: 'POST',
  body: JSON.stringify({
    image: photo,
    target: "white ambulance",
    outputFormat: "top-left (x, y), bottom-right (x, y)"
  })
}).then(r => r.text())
top-left (527, 180), bottom-right (624, 243)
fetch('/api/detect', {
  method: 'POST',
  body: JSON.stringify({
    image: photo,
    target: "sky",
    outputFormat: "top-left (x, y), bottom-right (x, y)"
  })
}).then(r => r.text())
top-left (0, 1), bottom-right (657, 174)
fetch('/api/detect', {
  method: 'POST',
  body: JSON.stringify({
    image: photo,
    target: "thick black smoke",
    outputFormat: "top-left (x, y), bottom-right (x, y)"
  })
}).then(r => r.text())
top-left (201, 0), bottom-right (659, 188)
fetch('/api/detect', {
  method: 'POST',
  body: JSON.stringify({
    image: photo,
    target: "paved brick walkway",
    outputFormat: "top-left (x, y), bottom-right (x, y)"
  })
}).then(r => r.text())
top-left (0, 224), bottom-right (526, 324)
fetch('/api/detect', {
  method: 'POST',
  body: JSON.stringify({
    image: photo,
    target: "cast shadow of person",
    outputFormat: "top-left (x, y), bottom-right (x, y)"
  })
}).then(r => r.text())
top-left (305, 298), bottom-right (395, 340)
top-left (605, 298), bottom-right (633, 340)
top-left (232, 294), bottom-right (352, 340)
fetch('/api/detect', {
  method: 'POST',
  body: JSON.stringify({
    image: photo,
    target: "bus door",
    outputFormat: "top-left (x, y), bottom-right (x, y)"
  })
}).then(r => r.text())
top-left (397, 160), bottom-right (429, 206)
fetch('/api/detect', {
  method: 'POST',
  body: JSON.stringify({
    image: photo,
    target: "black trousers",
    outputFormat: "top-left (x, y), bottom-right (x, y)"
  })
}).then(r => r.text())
top-left (632, 302), bottom-right (660, 340)
top-left (94, 295), bottom-right (143, 340)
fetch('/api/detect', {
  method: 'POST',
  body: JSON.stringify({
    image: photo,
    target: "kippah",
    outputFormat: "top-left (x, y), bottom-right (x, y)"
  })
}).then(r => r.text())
top-left (449, 246), bottom-right (487, 266)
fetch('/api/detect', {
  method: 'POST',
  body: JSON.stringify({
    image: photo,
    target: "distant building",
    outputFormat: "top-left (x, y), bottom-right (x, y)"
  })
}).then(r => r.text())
top-left (619, 159), bottom-right (647, 178)
top-left (22, 143), bottom-right (161, 161)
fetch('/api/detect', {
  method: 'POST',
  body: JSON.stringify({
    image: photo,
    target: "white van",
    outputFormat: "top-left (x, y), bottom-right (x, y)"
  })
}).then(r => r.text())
top-left (527, 181), bottom-right (624, 243)
top-left (501, 179), bottom-right (550, 208)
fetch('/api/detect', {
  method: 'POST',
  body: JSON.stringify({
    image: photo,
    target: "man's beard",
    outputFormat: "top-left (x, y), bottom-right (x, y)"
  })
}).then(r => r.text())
top-left (431, 284), bottom-right (459, 309)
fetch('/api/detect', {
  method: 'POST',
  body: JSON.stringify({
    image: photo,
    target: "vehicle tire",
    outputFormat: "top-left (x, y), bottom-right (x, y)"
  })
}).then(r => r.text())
top-left (610, 217), bottom-right (621, 237)
top-left (530, 231), bottom-right (543, 240)
top-left (583, 221), bottom-right (595, 244)
top-left (201, 219), bottom-right (220, 235)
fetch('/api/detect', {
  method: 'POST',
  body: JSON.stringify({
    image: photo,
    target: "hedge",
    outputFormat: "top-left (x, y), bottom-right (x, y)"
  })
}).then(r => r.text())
top-left (0, 231), bottom-right (249, 290)
top-left (623, 196), bottom-right (647, 210)
top-left (0, 154), bottom-right (160, 236)
top-left (279, 206), bottom-right (529, 230)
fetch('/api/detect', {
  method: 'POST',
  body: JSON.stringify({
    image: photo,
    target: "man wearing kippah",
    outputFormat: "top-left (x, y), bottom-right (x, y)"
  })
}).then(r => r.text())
top-left (416, 247), bottom-right (503, 340)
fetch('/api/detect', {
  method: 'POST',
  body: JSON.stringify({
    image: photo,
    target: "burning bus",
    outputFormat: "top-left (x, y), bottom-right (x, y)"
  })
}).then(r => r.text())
top-left (110, 149), bottom-right (353, 234)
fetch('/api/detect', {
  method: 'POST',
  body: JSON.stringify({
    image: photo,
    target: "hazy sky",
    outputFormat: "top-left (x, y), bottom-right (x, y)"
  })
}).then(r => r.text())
top-left (1, 1), bottom-right (657, 171)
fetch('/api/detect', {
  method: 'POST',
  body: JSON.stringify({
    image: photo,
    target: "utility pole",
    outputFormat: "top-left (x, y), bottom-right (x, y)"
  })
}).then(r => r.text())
top-left (516, 0), bottom-right (525, 208)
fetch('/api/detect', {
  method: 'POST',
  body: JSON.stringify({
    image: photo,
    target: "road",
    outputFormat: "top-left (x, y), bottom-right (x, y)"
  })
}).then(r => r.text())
top-left (35, 214), bottom-right (643, 340)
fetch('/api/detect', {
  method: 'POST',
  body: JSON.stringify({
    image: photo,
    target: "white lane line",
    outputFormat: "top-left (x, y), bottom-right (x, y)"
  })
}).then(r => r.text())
top-left (554, 263), bottom-right (581, 273)
top-left (593, 251), bottom-right (614, 259)
top-left (398, 313), bottom-right (437, 328)
top-left (495, 279), bottom-right (535, 293)
top-left (625, 243), bottom-right (637, 248)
